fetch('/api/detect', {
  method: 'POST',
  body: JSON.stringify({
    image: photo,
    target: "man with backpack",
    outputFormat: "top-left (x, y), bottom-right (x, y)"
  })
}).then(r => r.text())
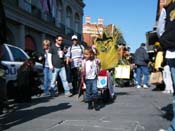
top-left (66, 35), bottom-right (84, 94)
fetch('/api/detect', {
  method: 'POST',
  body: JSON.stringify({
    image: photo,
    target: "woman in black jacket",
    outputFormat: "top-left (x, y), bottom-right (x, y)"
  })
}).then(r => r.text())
top-left (16, 59), bottom-right (35, 103)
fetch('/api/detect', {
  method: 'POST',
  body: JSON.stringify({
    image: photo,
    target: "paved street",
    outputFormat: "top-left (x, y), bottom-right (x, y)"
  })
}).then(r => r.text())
top-left (0, 86), bottom-right (173, 131)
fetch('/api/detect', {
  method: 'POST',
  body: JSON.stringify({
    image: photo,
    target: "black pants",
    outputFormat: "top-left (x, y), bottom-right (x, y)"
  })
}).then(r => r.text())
top-left (16, 70), bottom-right (32, 102)
top-left (71, 68), bottom-right (81, 93)
top-left (65, 64), bottom-right (71, 83)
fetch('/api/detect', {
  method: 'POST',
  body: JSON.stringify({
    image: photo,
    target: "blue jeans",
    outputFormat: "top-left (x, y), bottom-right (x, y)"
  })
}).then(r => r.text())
top-left (168, 96), bottom-right (175, 131)
top-left (43, 67), bottom-right (51, 95)
top-left (85, 78), bottom-right (98, 102)
top-left (135, 65), bottom-right (149, 86)
top-left (167, 60), bottom-right (175, 131)
top-left (50, 67), bottom-right (70, 94)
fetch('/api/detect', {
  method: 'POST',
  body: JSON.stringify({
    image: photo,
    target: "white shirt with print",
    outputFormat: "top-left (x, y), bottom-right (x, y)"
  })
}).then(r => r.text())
top-left (85, 60), bottom-right (98, 80)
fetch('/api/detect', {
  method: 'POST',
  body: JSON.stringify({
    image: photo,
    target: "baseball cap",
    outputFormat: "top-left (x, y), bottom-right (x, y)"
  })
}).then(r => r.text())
top-left (71, 35), bottom-right (78, 40)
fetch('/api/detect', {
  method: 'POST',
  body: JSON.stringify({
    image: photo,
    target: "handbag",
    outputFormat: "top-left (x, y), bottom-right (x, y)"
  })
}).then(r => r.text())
top-left (150, 71), bottom-right (163, 85)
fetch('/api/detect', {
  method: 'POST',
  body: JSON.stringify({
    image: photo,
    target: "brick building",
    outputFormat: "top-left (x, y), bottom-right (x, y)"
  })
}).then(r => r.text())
top-left (83, 16), bottom-right (104, 46)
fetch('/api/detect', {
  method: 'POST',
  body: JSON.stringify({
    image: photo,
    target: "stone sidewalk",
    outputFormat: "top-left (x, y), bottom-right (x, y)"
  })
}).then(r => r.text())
top-left (0, 86), bottom-right (173, 131)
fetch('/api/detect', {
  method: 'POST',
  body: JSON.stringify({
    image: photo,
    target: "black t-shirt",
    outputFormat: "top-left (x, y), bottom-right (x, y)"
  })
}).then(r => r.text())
top-left (49, 44), bottom-right (64, 68)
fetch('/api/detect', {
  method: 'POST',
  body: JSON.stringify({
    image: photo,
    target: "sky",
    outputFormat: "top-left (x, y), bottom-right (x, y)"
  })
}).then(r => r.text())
top-left (83, 0), bottom-right (157, 53)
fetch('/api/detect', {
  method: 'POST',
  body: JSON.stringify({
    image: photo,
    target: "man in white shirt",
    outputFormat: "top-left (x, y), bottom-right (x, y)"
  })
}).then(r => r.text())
top-left (66, 35), bottom-right (84, 94)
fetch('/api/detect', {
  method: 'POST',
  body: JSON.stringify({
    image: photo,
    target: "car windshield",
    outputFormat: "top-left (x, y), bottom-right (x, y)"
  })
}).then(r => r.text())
top-left (9, 46), bottom-right (28, 61)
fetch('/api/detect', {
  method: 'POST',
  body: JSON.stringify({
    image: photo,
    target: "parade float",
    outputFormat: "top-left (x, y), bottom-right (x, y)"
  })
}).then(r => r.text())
top-left (93, 24), bottom-right (134, 87)
top-left (79, 24), bottom-right (134, 102)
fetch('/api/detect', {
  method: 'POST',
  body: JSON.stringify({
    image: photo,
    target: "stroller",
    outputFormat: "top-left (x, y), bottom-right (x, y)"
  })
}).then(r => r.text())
top-left (78, 70), bottom-right (115, 103)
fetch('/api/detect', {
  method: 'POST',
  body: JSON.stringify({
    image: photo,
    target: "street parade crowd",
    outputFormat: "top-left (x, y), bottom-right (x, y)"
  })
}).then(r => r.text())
top-left (1, 0), bottom-right (175, 131)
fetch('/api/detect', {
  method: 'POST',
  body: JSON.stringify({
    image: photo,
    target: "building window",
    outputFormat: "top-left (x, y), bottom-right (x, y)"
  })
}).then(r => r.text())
top-left (75, 13), bottom-right (80, 33)
top-left (66, 6), bottom-right (72, 28)
top-left (24, 0), bottom-right (32, 13)
top-left (56, 0), bottom-right (63, 26)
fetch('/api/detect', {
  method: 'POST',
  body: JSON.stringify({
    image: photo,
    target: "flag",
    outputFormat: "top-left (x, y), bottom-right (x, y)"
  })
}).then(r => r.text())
top-left (48, 0), bottom-right (55, 17)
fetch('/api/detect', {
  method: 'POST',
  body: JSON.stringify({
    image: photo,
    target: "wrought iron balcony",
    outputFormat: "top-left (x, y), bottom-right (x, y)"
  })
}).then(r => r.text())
top-left (45, 14), bottom-right (55, 24)
top-left (66, 27), bottom-right (74, 37)
top-left (31, 5), bottom-right (41, 18)
top-left (3, 0), bottom-right (18, 7)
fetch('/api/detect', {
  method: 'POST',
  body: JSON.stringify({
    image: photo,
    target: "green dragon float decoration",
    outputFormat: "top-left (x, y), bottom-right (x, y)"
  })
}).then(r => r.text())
top-left (94, 24), bottom-right (126, 70)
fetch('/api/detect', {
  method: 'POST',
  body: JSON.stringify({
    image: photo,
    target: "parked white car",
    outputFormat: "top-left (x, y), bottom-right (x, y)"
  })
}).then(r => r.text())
top-left (1, 44), bottom-right (43, 98)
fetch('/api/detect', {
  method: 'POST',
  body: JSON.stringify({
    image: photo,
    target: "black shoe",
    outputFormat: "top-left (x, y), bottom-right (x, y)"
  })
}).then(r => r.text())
top-left (24, 99), bottom-right (32, 103)
top-left (94, 101), bottom-right (100, 111)
top-left (88, 101), bottom-right (93, 110)
top-left (50, 90), bottom-right (58, 97)
top-left (0, 110), bottom-right (3, 115)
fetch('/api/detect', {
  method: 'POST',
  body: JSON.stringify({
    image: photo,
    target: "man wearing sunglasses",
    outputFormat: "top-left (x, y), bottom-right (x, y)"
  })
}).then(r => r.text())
top-left (48, 35), bottom-right (72, 97)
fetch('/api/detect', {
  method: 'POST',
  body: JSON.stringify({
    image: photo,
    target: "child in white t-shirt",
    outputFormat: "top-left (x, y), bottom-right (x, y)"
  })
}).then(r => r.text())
top-left (81, 47), bottom-right (100, 111)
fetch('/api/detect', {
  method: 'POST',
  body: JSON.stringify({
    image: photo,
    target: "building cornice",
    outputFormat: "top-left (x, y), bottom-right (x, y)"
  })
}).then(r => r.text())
top-left (76, 0), bottom-right (85, 8)
top-left (4, 3), bottom-right (62, 36)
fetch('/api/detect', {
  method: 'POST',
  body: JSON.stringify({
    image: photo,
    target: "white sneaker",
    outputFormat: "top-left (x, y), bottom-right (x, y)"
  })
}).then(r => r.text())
top-left (65, 92), bottom-right (73, 97)
top-left (136, 85), bottom-right (141, 89)
top-left (143, 84), bottom-right (149, 89)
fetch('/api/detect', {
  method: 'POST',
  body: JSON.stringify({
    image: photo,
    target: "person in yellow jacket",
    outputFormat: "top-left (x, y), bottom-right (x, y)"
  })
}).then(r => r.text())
top-left (154, 42), bottom-right (164, 71)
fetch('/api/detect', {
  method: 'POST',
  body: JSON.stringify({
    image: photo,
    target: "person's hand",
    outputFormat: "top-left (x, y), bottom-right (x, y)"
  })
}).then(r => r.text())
top-left (38, 56), bottom-right (43, 61)
top-left (155, 68), bottom-right (159, 71)
top-left (66, 58), bottom-right (72, 64)
top-left (50, 66), bottom-right (54, 71)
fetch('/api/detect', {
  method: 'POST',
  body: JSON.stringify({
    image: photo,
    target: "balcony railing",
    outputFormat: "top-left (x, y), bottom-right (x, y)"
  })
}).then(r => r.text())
top-left (45, 14), bottom-right (55, 24)
top-left (3, 0), bottom-right (18, 7)
top-left (58, 23), bottom-right (65, 33)
top-left (31, 5), bottom-right (42, 19)
top-left (66, 27), bottom-right (74, 37)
